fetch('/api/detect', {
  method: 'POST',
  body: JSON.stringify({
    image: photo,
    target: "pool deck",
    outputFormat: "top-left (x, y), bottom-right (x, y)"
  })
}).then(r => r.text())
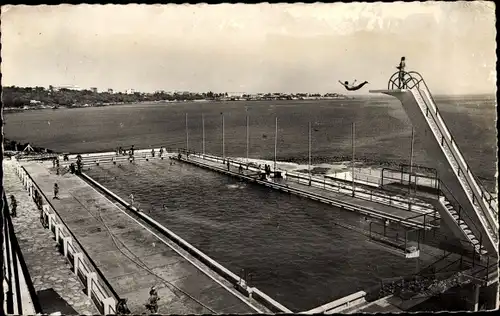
top-left (3, 160), bottom-right (99, 315)
top-left (14, 159), bottom-right (266, 314)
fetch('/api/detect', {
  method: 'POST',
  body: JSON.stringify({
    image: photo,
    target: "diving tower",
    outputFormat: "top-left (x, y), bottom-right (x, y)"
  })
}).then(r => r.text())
top-left (370, 71), bottom-right (498, 257)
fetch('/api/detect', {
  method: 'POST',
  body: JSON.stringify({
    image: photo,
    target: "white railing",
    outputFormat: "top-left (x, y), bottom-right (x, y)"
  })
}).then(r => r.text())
top-left (188, 152), bottom-right (436, 216)
top-left (13, 161), bottom-right (118, 315)
top-left (410, 88), bottom-right (498, 249)
top-left (181, 154), bottom-right (432, 230)
top-left (421, 88), bottom-right (498, 217)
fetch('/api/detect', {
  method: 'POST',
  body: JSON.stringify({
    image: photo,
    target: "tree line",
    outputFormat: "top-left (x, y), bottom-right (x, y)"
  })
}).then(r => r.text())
top-left (1, 86), bottom-right (230, 108)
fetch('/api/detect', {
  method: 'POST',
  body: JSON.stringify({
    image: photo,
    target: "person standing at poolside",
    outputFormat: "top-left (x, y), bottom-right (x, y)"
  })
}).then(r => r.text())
top-left (10, 195), bottom-right (17, 217)
top-left (53, 183), bottom-right (59, 199)
top-left (145, 286), bottom-right (160, 314)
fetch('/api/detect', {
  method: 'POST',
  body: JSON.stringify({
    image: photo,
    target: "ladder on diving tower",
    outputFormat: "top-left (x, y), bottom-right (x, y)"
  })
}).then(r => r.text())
top-left (370, 71), bottom-right (498, 257)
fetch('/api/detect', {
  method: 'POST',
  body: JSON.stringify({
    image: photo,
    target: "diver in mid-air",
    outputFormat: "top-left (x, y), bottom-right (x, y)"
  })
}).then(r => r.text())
top-left (339, 79), bottom-right (369, 91)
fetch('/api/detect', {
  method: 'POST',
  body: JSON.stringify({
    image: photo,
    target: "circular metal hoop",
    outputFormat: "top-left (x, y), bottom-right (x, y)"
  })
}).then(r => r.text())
top-left (388, 71), bottom-right (424, 90)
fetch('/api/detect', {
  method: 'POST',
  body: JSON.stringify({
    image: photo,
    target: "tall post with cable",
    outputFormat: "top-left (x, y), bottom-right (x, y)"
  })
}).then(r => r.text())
top-left (221, 112), bottom-right (225, 160)
top-left (185, 113), bottom-right (189, 154)
top-left (202, 113), bottom-right (205, 156)
top-left (308, 121), bottom-right (312, 184)
top-left (246, 108), bottom-right (249, 165)
top-left (352, 122), bottom-right (355, 197)
top-left (274, 116), bottom-right (278, 172)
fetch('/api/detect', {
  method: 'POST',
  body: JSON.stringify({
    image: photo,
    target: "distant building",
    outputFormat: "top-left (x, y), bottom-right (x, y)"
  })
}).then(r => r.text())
top-left (90, 87), bottom-right (98, 93)
top-left (125, 89), bottom-right (135, 95)
top-left (53, 85), bottom-right (82, 92)
top-left (227, 92), bottom-right (245, 97)
top-left (107, 88), bottom-right (114, 94)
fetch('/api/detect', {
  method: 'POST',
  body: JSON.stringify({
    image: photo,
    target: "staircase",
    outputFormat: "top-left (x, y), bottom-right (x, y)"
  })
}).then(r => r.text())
top-left (410, 86), bottom-right (498, 254)
top-left (370, 71), bottom-right (498, 256)
top-left (439, 196), bottom-right (487, 255)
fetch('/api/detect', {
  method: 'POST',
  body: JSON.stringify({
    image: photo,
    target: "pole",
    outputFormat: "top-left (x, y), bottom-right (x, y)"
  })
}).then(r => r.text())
top-left (185, 113), bottom-right (189, 153)
top-left (352, 122), bottom-right (355, 197)
top-left (222, 113), bottom-right (225, 159)
top-left (409, 128), bottom-right (415, 195)
top-left (274, 116), bottom-right (278, 171)
top-left (246, 110), bottom-right (249, 164)
top-left (202, 113), bottom-right (205, 156)
top-left (308, 121), bottom-right (312, 182)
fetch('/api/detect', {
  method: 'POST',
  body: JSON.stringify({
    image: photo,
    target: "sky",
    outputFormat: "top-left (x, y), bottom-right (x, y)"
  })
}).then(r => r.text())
top-left (1, 2), bottom-right (497, 95)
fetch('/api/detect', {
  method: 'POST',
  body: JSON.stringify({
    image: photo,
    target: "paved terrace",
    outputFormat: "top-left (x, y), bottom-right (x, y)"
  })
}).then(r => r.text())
top-left (17, 159), bottom-right (264, 314)
top-left (3, 160), bottom-right (98, 315)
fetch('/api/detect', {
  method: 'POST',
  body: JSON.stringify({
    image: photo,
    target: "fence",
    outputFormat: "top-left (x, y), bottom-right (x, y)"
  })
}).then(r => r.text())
top-left (381, 167), bottom-right (440, 195)
top-left (14, 159), bottom-right (118, 314)
top-left (362, 242), bottom-right (497, 304)
top-left (178, 149), bottom-right (439, 220)
top-left (2, 191), bottom-right (43, 315)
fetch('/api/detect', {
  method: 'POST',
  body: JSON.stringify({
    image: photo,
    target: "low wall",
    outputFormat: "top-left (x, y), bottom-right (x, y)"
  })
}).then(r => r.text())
top-left (14, 160), bottom-right (118, 315)
top-left (301, 291), bottom-right (367, 314)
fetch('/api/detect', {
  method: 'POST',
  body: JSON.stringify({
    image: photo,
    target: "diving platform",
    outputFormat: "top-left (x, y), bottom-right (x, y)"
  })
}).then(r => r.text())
top-left (370, 71), bottom-right (498, 257)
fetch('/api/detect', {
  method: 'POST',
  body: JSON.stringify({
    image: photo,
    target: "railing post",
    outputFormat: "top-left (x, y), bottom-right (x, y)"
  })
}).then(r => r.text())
top-left (48, 214), bottom-right (56, 231)
top-left (479, 233), bottom-right (483, 257)
top-left (43, 204), bottom-right (50, 217)
top-left (102, 297), bottom-right (116, 315)
top-left (63, 237), bottom-right (71, 257)
top-left (55, 224), bottom-right (61, 245)
top-left (87, 272), bottom-right (97, 297)
top-left (74, 253), bottom-right (83, 274)
top-left (404, 231), bottom-right (407, 251)
top-left (472, 244), bottom-right (476, 267)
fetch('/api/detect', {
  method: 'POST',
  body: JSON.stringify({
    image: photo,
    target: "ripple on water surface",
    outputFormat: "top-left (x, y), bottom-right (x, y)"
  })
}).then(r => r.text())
top-left (86, 160), bottom-right (430, 311)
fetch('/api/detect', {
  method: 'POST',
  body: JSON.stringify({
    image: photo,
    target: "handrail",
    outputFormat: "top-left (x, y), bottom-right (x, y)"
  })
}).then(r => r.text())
top-left (412, 88), bottom-right (498, 239)
top-left (407, 72), bottom-right (497, 210)
top-left (416, 79), bottom-right (497, 215)
top-left (381, 167), bottom-right (440, 192)
top-left (437, 179), bottom-right (486, 254)
top-left (185, 150), bottom-right (436, 216)
top-left (398, 71), bottom-right (497, 224)
top-left (391, 72), bottom-right (498, 246)
top-left (289, 171), bottom-right (435, 213)
top-left (19, 165), bottom-right (121, 305)
top-left (389, 70), bottom-right (497, 208)
top-left (179, 152), bottom-right (432, 229)
top-left (2, 191), bottom-right (43, 314)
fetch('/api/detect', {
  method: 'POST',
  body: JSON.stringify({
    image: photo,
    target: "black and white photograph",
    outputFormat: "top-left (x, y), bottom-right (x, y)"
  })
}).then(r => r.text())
top-left (1, 2), bottom-right (498, 314)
